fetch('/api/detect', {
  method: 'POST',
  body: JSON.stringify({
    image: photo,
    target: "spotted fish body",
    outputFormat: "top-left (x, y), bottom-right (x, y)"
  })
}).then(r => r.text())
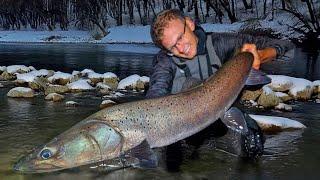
top-left (14, 53), bottom-right (253, 173)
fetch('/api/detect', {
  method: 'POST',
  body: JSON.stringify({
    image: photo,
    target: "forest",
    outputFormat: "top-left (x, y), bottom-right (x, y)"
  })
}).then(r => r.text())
top-left (0, 0), bottom-right (319, 42)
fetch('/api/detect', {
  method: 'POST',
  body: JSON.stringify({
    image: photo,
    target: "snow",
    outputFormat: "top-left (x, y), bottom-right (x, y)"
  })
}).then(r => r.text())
top-left (67, 79), bottom-right (94, 90)
top-left (0, 66), bottom-right (6, 72)
top-left (16, 73), bottom-right (36, 82)
top-left (313, 80), bottom-right (320, 86)
top-left (275, 92), bottom-right (288, 98)
top-left (29, 69), bottom-right (50, 77)
top-left (117, 74), bottom-right (142, 89)
top-left (72, 70), bottom-right (80, 76)
top-left (11, 87), bottom-right (33, 93)
top-left (81, 69), bottom-right (95, 76)
top-left (87, 72), bottom-right (103, 79)
top-left (289, 77), bottom-right (313, 96)
top-left (103, 72), bottom-right (118, 79)
top-left (267, 75), bottom-right (293, 90)
top-left (101, 100), bottom-right (116, 105)
top-left (102, 25), bottom-right (152, 43)
top-left (262, 85), bottom-right (274, 95)
top-left (48, 71), bottom-right (72, 82)
top-left (249, 114), bottom-right (306, 129)
top-left (96, 82), bottom-right (111, 89)
top-left (6, 65), bottom-right (31, 74)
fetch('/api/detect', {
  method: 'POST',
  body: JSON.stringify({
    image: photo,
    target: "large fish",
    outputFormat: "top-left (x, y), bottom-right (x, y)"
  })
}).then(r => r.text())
top-left (14, 52), bottom-right (253, 173)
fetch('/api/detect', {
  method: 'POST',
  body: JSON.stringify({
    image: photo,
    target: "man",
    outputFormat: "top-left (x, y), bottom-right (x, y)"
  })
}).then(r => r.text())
top-left (146, 9), bottom-right (294, 160)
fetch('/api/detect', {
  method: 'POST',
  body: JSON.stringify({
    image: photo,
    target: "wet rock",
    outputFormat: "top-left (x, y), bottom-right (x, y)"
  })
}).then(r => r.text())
top-left (241, 89), bottom-right (262, 101)
top-left (65, 101), bottom-right (79, 107)
top-left (45, 93), bottom-right (64, 102)
top-left (45, 84), bottom-right (70, 95)
top-left (257, 86), bottom-right (280, 108)
top-left (100, 100), bottom-right (116, 109)
top-left (7, 87), bottom-right (35, 98)
top-left (275, 103), bottom-right (293, 111)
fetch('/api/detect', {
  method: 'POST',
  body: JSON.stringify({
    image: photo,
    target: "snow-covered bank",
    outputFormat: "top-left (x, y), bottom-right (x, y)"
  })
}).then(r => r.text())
top-left (0, 21), bottom-right (293, 44)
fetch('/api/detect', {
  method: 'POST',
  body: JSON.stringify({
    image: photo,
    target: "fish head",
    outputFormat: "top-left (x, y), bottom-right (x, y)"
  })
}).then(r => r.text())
top-left (14, 120), bottom-right (123, 173)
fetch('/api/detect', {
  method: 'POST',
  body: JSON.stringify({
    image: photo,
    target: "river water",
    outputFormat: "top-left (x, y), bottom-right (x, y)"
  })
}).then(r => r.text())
top-left (0, 43), bottom-right (319, 179)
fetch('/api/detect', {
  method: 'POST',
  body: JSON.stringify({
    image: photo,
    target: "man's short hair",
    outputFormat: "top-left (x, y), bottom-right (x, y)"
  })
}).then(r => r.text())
top-left (150, 9), bottom-right (185, 49)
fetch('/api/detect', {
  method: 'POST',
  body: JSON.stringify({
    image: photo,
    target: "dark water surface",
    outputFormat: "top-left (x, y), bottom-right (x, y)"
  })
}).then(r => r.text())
top-left (0, 43), bottom-right (319, 179)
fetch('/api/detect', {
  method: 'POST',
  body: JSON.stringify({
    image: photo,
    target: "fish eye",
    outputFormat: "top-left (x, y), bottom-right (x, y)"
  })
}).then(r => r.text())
top-left (40, 149), bottom-right (52, 160)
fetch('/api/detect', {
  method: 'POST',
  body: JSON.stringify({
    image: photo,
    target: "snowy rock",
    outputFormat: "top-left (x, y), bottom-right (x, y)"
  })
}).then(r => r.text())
top-left (313, 80), bottom-right (320, 94)
top-left (80, 69), bottom-right (94, 77)
top-left (45, 84), bottom-right (70, 95)
top-left (249, 114), bottom-right (306, 132)
top-left (117, 74), bottom-right (149, 91)
top-left (67, 79), bottom-right (94, 92)
top-left (0, 82), bottom-right (4, 88)
top-left (100, 100), bottom-right (116, 109)
top-left (288, 77), bottom-right (313, 100)
top-left (6, 65), bottom-right (32, 74)
top-left (88, 72), bottom-right (103, 84)
top-left (96, 82), bottom-right (112, 95)
top-left (241, 89), bottom-right (262, 101)
top-left (249, 100), bottom-right (258, 106)
top-left (257, 86), bottom-right (280, 108)
top-left (275, 103), bottom-right (293, 111)
top-left (47, 71), bottom-right (72, 85)
top-left (29, 69), bottom-right (53, 77)
top-left (103, 72), bottom-right (119, 90)
top-left (45, 93), bottom-right (64, 102)
top-left (274, 92), bottom-right (293, 102)
top-left (15, 72), bottom-right (37, 83)
top-left (267, 75), bottom-right (293, 92)
top-left (0, 66), bottom-right (6, 73)
top-left (103, 92), bottom-right (125, 99)
top-left (65, 101), bottom-right (79, 107)
top-left (7, 87), bottom-right (35, 98)
top-left (316, 99), bottom-right (320, 104)
top-left (1, 71), bottom-right (16, 80)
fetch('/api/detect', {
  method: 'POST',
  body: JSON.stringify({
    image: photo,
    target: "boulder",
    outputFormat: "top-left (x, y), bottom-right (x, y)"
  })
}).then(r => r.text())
top-left (45, 93), bottom-right (64, 102)
top-left (257, 86), bottom-right (280, 108)
top-left (274, 92), bottom-right (293, 102)
top-left (1, 71), bottom-right (16, 81)
top-left (241, 89), bottom-right (262, 101)
top-left (45, 84), bottom-right (70, 95)
top-left (275, 103), bottom-right (293, 111)
top-left (7, 87), bottom-right (35, 98)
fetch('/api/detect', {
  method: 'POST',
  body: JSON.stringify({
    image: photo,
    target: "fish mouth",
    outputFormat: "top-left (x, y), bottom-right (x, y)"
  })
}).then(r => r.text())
top-left (13, 158), bottom-right (63, 173)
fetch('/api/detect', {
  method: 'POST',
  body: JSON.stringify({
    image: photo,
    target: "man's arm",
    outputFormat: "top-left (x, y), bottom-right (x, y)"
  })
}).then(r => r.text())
top-left (146, 51), bottom-right (176, 98)
top-left (211, 33), bottom-right (295, 69)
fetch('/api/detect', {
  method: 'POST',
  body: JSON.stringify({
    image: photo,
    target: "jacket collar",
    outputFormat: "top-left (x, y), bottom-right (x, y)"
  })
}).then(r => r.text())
top-left (195, 26), bottom-right (207, 55)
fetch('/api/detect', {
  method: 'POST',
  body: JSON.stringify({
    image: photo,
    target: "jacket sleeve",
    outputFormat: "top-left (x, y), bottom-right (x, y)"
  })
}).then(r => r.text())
top-left (145, 51), bottom-right (176, 99)
top-left (210, 33), bottom-right (295, 63)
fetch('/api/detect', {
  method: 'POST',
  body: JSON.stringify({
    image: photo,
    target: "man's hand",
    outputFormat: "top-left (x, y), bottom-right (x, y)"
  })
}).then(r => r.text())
top-left (241, 43), bottom-right (277, 70)
top-left (241, 44), bottom-right (260, 70)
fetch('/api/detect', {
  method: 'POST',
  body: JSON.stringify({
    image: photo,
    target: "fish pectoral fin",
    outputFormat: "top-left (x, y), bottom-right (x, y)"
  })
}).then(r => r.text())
top-left (245, 68), bottom-right (271, 87)
top-left (123, 140), bottom-right (158, 169)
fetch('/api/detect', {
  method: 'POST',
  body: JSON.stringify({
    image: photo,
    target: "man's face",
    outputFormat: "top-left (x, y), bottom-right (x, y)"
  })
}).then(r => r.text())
top-left (160, 18), bottom-right (198, 59)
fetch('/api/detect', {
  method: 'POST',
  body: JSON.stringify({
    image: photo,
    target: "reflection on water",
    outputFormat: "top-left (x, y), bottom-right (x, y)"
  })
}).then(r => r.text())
top-left (0, 44), bottom-right (320, 179)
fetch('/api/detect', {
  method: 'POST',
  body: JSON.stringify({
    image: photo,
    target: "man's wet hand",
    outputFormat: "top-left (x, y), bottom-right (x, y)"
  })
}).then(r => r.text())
top-left (241, 43), bottom-right (260, 70)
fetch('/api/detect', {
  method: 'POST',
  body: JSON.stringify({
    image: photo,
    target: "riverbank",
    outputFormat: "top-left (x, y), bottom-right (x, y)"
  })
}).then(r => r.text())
top-left (0, 19), bottom-right (301, 44)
